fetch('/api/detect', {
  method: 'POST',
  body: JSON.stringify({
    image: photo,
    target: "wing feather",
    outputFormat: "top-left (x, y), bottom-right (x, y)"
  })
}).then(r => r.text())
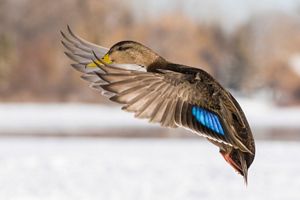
top-left (135, 90), bottom-right (164, 119)
top-left (110, 85), bottom-right (146, 103)
top-left (62, 27), bottom-right (250, 151)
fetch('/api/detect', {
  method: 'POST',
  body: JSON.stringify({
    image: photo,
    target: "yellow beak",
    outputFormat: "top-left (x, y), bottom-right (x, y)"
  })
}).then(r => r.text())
top-left (87, 53), bottom-right (112, 68)
top-left (102, 54), bottom-right (112, 64)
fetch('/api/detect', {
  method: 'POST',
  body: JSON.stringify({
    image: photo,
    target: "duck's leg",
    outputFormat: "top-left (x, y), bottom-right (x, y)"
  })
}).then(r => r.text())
top-left (220, 150), bottom-right (242, 174)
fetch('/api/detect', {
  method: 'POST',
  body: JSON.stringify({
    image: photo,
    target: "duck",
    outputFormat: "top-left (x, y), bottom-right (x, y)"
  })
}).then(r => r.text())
top-left (61, 26), bottom-right (255, 184)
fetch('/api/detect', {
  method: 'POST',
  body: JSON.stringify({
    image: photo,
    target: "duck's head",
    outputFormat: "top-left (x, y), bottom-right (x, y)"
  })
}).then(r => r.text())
top-left (220, 148), bottom-right (255, 184)
top-left (101, 41), bottom-right (164, 68)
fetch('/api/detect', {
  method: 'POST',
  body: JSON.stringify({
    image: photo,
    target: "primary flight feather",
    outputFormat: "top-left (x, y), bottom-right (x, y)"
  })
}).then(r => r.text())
top-left (61, 26), bottom-right (255, 184)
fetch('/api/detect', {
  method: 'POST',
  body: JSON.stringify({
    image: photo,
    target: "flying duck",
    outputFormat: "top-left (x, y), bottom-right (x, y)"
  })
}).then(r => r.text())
top-left (61, 26), bottom-right (255, 184)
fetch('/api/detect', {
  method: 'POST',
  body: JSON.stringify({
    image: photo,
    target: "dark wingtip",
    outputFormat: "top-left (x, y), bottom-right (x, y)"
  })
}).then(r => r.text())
top-left (67, 24), bottom-right (71, 32)
top-left (61, 40), bottom-right (69, 49)
top-left (67, 24), bottom-right (78, 39)
top-left (243, 172), bottom-right (248, 186)
top-left (60, 28), bottom-right (74, 44)
top-left (60, 30), bottom-right (64, 37)
top-left (64, 51), bottom-right (77, 62)
top-left (239, 151), bottom-right (249, 186)
top-left (64, 51), bottom-right (70, 57)
top-left (60, 30), bottom-right (67, 40)
top-left (92, 50), bottom-right (100, 60)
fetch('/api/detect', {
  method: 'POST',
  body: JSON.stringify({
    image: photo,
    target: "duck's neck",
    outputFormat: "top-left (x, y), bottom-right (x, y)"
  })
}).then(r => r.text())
top-left (147, 56), bottom-right (168, 72)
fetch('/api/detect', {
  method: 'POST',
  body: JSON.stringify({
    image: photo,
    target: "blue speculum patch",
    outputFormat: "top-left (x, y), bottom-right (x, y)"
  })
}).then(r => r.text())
top-left (191, 106), bottom-right (225, 136)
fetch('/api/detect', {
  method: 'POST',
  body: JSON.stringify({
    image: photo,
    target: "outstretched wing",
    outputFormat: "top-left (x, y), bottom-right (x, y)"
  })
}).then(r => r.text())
top-left (61, 28), bottom-right (249, 151)
top-left (61, 26), bottom-right (109, 73)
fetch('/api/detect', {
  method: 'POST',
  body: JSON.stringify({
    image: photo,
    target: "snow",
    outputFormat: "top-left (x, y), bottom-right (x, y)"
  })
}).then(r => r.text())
top-left (0, 138), bottom-right (299, 200)
top-left (0, 103), bottom-right (155, 135)
top-left (238, 98), bottom-right (300, 129)
top-left (0, 100), bottom-right (300, 135)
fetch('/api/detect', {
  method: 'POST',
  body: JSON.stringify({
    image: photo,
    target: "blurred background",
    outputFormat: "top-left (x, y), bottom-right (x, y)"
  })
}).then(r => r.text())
top-left (0, 0), bottom-right (300, 199)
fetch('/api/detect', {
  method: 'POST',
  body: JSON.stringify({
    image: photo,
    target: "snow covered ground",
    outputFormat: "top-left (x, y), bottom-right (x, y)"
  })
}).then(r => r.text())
top-left (0, 103), bottom-right (155, 135)
top-left (0, 101), bottom-right (300, 136)
top-left (0, 138), bottom-right (299, 200)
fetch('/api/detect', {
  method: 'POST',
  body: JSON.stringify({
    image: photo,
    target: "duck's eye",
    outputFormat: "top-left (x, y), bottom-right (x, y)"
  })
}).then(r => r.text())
top-left (118, 46), bottom-right (130, 51)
